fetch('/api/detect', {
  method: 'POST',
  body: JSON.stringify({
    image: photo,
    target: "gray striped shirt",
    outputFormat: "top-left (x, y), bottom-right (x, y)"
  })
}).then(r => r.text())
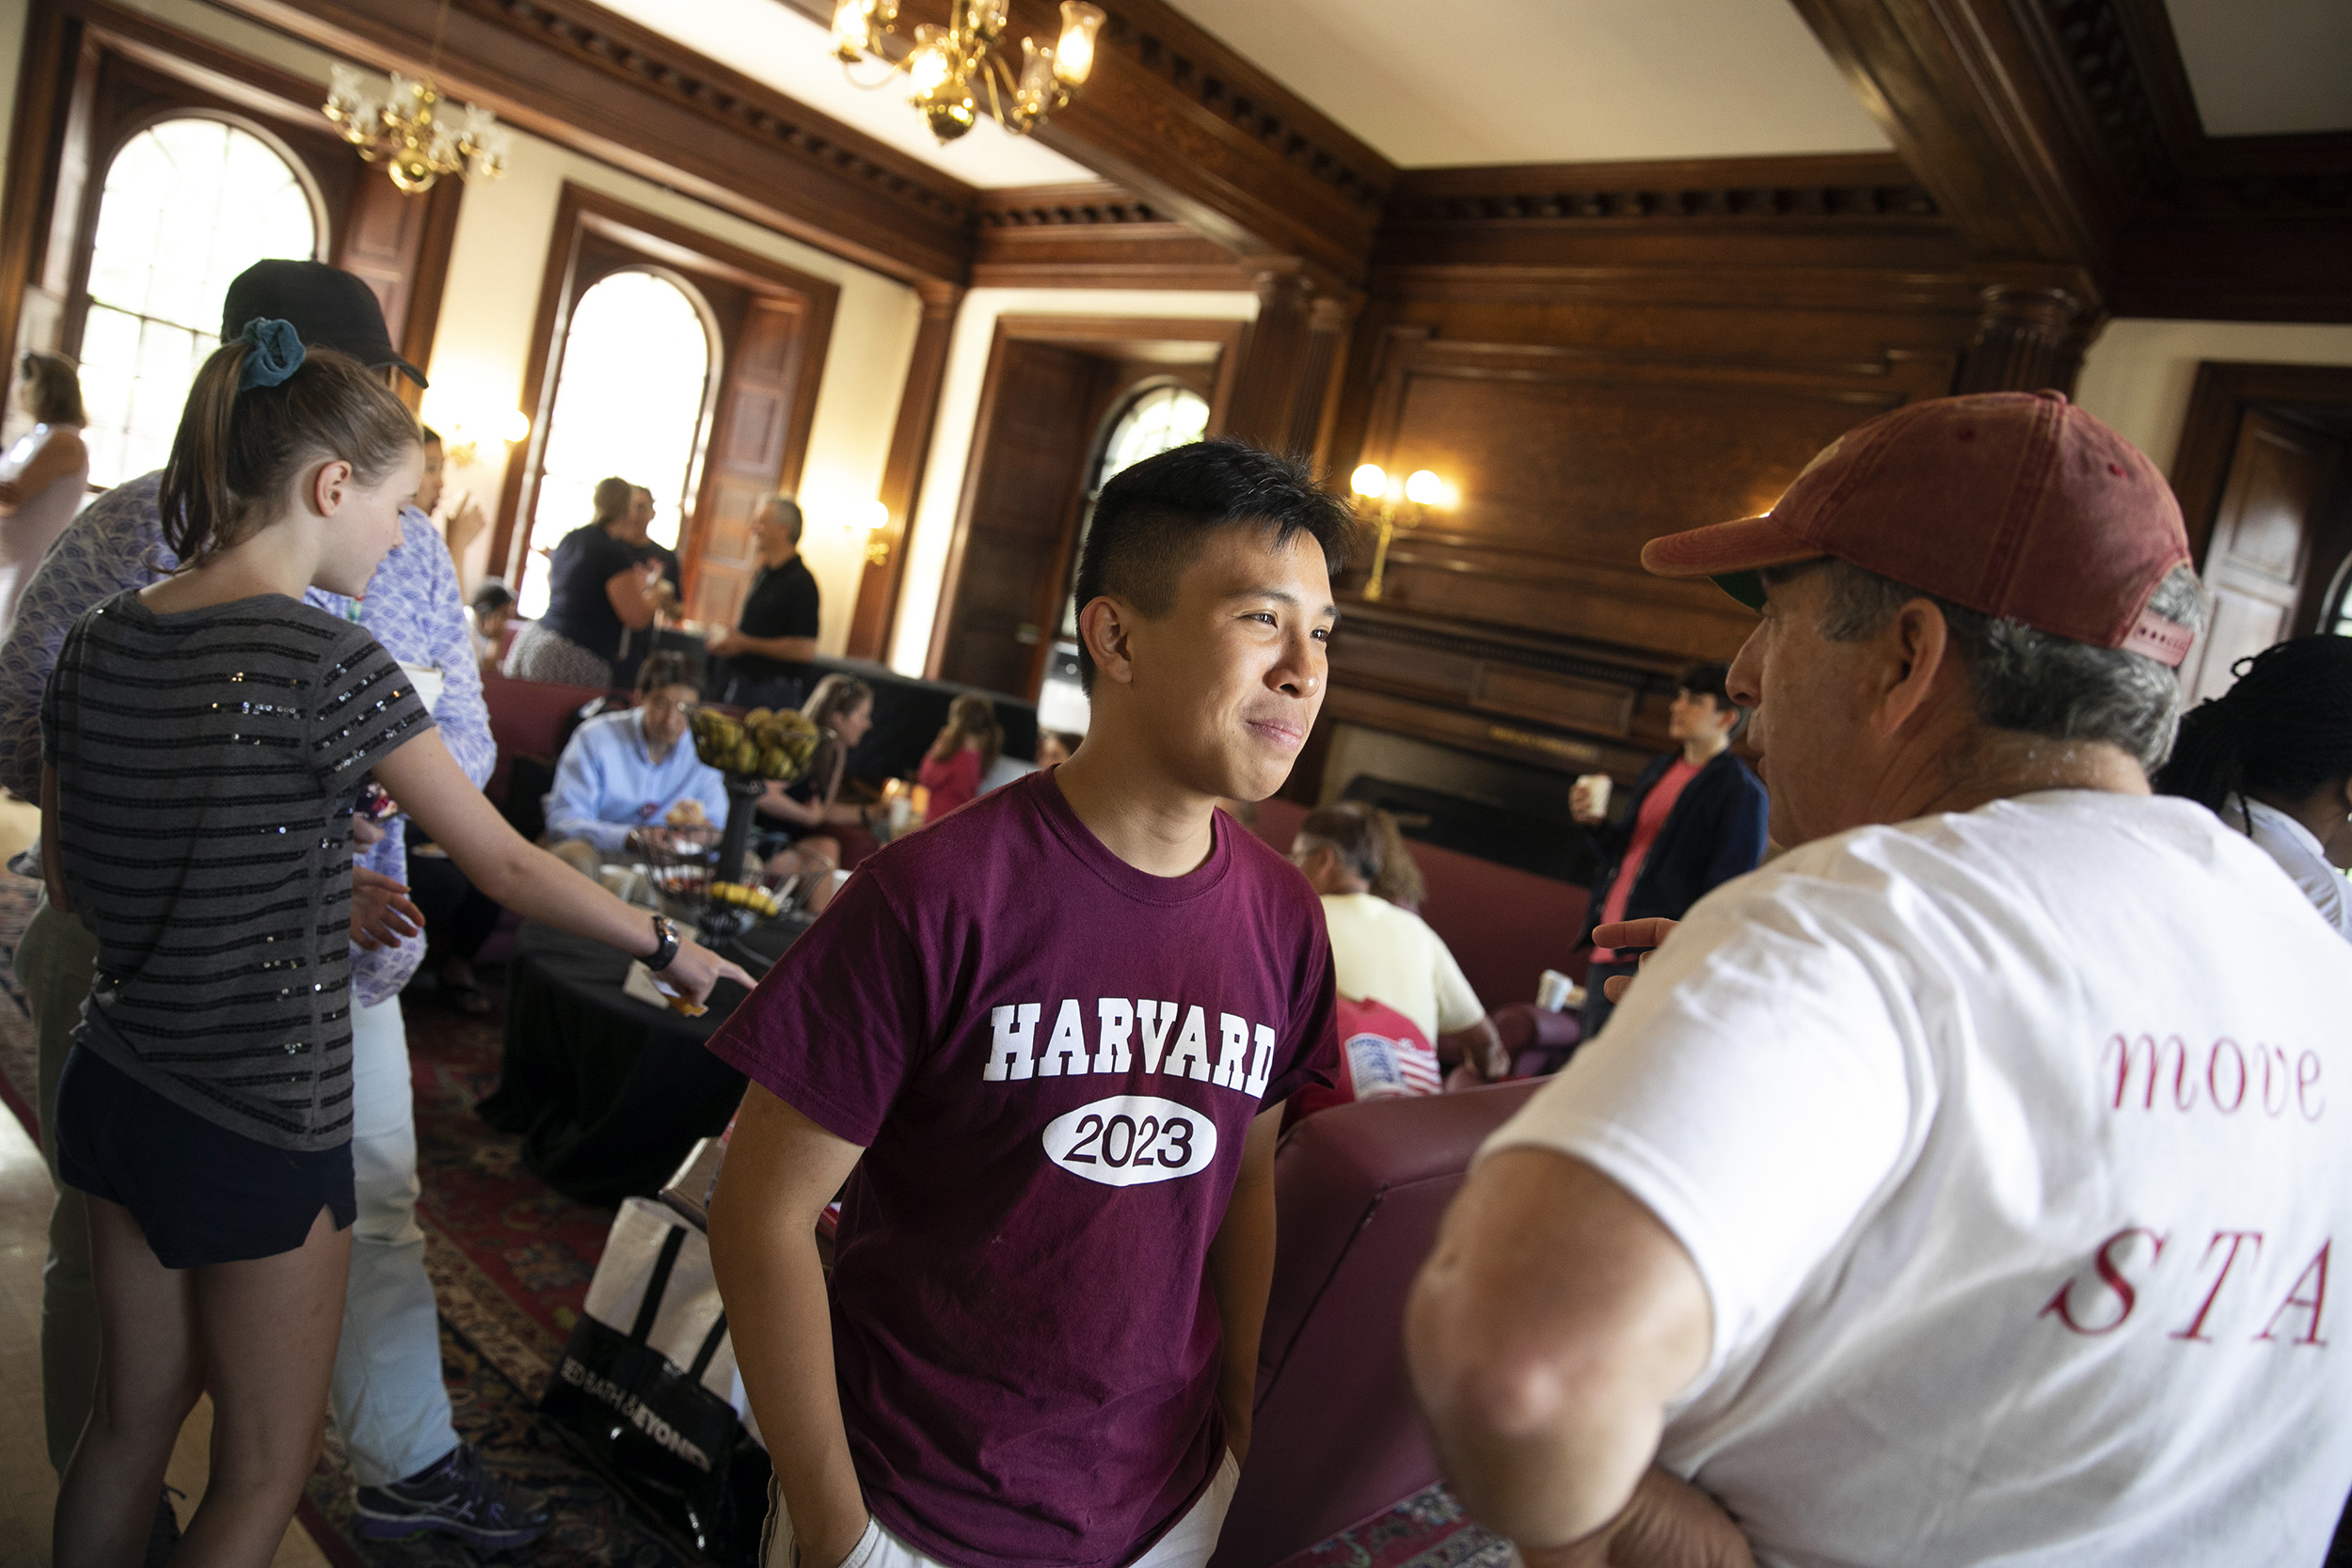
top-left (42, 591), bottom-right (434, 1150)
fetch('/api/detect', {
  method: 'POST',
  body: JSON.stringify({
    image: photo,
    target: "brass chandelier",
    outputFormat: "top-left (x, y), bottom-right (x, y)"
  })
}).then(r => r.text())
top-left (321, 0), bottom-right (511, 194)
top-left (831, 0), bottom-right (1107, 143)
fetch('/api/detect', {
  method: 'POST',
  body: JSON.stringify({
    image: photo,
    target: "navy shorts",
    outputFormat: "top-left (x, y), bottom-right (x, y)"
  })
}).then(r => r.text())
top-left (54, 1046), bottom-right (356, 1270)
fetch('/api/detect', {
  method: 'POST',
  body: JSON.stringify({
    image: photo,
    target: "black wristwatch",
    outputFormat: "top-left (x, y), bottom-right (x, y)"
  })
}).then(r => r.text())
top-left (645, 913), bottom-right (680, 973)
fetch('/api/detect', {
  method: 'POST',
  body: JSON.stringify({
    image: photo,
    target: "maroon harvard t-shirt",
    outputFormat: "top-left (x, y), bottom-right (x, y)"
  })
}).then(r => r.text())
top-left (708, 770), bottom-right (1338, 1568)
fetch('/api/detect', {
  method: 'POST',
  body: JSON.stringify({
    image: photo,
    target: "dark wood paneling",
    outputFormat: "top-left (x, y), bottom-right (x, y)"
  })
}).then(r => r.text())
top-left (2181, 410), bottom-right (2340, 703)
top-left (932, 340), bottom-right (1103, 695)
top-left (973, 182), bottom-right (1249, 292)
top-left (689, 295), bottom-right (818, 626)
top-left (2169, 363), bottom-right (2352, 571)
top-left (331, 167), bottom-right (463, 405)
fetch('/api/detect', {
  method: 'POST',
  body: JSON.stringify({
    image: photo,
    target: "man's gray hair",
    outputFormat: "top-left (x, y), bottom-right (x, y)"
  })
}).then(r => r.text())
top-left (761, 493), bottom-right (805, 544)
top-left (1808, 559), bottom-right (2209, 775)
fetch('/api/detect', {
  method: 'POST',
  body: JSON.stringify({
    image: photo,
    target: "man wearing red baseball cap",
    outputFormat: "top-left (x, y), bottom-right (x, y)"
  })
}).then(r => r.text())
top-left (1407, 391), bottom-right (2352, 1567)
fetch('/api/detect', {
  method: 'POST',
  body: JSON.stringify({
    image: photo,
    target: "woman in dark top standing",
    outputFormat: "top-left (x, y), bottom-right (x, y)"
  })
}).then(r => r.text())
top-left (503, 474), bottom-right (664, 688)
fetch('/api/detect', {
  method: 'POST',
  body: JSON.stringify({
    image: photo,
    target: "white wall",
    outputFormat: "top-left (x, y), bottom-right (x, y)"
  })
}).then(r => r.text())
top-left (0, 0), bottom-right (27, 185)
top-left (888, 287), bottom-right (1261, 674)
top-left (2074, 318), bottom-right (2352, 475)
top-left (18, 0), bottom-right (922, 658)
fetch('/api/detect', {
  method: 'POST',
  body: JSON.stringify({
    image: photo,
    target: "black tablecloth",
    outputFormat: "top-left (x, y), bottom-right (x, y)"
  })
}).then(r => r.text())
top-left (477, 919), bottom-right (800, 1206)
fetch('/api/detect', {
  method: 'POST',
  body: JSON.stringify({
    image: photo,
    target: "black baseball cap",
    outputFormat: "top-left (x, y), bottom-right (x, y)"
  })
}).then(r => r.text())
top-left (218, 260), bottom-right (427, 388)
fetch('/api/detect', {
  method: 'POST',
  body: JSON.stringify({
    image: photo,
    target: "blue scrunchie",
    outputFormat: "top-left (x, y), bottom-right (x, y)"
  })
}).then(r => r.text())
top-left (235, 317), bottom-right (305, 392)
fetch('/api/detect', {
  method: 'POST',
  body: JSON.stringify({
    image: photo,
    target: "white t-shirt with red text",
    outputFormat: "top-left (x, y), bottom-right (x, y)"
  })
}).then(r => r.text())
top-left (1488, 791), bottom-right (2352, 1567)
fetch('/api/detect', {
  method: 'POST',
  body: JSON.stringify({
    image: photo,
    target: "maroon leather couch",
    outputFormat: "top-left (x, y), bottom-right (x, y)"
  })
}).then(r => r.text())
top-left (1207, 1079), bottom-right (1542, 1568)
top-left (1251, 798), bottom-right (1590, 1008)
top-left (480, 670), bottom-right (606, 808)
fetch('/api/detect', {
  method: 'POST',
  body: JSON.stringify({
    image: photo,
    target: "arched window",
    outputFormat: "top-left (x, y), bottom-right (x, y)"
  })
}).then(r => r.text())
top-left (519, 267), bottom-right (717, 617)
top-left (1055, 382), bottom-right (1212, 641)
top-left (1094, 383), bottom-right (1209, 490)
top-left (78, 117), bottom-right (322, 487)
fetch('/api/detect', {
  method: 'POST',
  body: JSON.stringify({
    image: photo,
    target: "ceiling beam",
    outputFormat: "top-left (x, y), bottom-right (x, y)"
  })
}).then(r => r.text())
top-left (1787, 0), bottom-right (2115, 291)
top-left (202, 0), bottom-right (981, 286)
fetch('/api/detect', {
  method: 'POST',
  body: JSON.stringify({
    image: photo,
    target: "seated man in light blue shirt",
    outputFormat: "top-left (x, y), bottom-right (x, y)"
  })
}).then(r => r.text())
top-left (545, 649), bottom-right (731, 874)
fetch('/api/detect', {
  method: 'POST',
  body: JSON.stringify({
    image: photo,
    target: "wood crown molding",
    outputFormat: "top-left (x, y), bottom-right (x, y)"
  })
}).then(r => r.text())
top-left (1382, 153), bottom-right (1943, 227)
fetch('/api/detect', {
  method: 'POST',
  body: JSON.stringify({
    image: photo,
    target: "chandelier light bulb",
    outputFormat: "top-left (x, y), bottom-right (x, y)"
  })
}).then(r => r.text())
top-left (1405, 469), bottom-right (1444, 506)
top-left (831, 0), bottom-right (873, 58)
top-left (907, 35), bottom-right (954, 98)
top-left (1055, 2), bottom-right (1104, 85)
top-left (1350, 464), bottom-right (1387, 499)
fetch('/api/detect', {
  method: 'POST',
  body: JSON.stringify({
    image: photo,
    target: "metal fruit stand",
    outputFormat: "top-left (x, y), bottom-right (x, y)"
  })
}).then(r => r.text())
top-left (642, 705), bottom-right (825, 947)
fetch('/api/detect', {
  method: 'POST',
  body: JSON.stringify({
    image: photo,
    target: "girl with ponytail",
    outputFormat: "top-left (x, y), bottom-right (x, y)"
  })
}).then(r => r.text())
top-left (41, 324), bottom-right (749, 1560)
top-left (2154, 634), bottom-right (2352, 941)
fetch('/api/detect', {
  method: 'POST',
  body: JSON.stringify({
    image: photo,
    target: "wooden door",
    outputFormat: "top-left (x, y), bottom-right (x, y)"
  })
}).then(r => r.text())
top-left (2185, 410), bottom-right (2339, 703)
top-left (685, 296), bottom-right (806, 626)
top-left (934, 341), bottom-right (1103, 697)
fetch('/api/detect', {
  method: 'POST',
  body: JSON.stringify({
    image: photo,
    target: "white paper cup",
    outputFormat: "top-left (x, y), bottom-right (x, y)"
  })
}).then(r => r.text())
top-left (1536, 969), bottom-right (1576, 1012)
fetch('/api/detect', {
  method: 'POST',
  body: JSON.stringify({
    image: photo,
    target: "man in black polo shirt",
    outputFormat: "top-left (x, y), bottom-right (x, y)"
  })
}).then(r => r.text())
top-left (708, 494), bottom-right (821, 709)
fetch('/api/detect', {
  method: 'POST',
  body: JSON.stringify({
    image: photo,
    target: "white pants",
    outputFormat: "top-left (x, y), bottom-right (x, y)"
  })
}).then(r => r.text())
top-left (766, 1450), bottom-right (1243, 1568)
top-left (328, 996), bottom-right (459, 1486)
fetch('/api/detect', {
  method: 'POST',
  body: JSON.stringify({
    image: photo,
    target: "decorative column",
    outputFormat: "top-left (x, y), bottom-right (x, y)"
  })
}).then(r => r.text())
top-left (1222, 260), bottom-right (1353, 459)
top-left (847, 279), bottom-right (963, 663)
top-left (1954, 285), bottom-right (2090, 394)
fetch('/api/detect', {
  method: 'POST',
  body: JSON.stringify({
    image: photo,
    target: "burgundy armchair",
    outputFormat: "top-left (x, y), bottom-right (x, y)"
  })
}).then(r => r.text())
top-left (1208, 1079), bottom-right (1543, 1568)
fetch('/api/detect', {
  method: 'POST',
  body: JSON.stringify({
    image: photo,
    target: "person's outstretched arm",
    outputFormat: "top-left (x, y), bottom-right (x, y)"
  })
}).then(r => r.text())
top-left (373, 729), bottom-right (750, 1005)
top-left (1206, 1103), bottom-right (1284, 1464)
top-left (1406, 1147), bottom-right (1713, 1554)
top-left (710, 1083), bottom-right (869, 1566)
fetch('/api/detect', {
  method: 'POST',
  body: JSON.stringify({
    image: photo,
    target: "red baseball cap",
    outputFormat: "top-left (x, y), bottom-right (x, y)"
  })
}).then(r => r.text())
top-left (1641, 390), bottom-right (2196, 666)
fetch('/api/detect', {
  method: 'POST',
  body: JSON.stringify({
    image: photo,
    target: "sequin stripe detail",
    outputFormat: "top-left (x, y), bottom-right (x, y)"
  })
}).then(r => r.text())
top-left (71, 667), bottom-right (307, 691)
top-left (76, 631), bottom-right (334, 666)
top-left (318, 721), bottom-right (430, 776)
top-left (82, 609), bottom-right (343, 641)
top-left (62, 786), bottom-right (339, 812)
top-left (72, 867), bottom-right (314, 900)
top-left (218, 1069), bottom-right (319, 1088)
top-left (92, 895), bottom-right (317, 929)
top-left (309, 685), bottom-right (421, 743)
top-left (97, 980), bottom-right (347, 1010)
top-left (56, 813), bottom-right (324, 840)
top-left (54, 730), bottom-right (303, 751)
top-left (55, 690), bottom-right (311, 722)
top-left (62, 840), bottom-right (313, 871)
top-left (137, 1039), bottom-right (315, 1063)
top-left (314, 672), bottom-right (412, 724)
top-left (160, 1069), bottom-right (318, 1136)
top-left (118, 1014), bottom-right (334, 1040)
top-left (53, 757), bottom-right (310, 782)
top-left (144, 944), bottom-right (310, 968)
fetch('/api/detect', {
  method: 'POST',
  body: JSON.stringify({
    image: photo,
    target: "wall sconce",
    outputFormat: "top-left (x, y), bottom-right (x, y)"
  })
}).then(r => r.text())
top-left (849, 499), bottom-right (891, 565)
top-left (1349, 463), bottom-right (1456, 602)
top-left (427, 404), bottom-right (530, 468)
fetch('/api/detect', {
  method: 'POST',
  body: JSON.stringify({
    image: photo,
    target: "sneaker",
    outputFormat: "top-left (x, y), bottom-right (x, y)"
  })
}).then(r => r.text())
top-left (352, 1442), bottom-right (550, 1547)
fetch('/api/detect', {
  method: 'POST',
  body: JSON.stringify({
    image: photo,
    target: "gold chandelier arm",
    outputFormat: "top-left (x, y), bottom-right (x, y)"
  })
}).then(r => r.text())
top-left (984, 51), bottom-right (1039, 135)
top-left (838, 52), bottom-right (911, 92)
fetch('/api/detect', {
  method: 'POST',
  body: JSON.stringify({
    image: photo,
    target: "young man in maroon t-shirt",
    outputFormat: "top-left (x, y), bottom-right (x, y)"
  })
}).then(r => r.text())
top-left (707, 440), bottom-right (1352, 1568)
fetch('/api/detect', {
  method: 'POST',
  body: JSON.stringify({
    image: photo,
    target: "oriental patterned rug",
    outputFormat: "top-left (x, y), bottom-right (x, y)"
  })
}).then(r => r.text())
top-left (0, 878), bottom-right (1499, 1568)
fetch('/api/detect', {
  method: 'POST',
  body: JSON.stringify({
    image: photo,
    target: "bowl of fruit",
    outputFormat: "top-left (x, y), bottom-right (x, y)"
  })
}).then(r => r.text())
top-left (690, 705), bottom-right (822, 784)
